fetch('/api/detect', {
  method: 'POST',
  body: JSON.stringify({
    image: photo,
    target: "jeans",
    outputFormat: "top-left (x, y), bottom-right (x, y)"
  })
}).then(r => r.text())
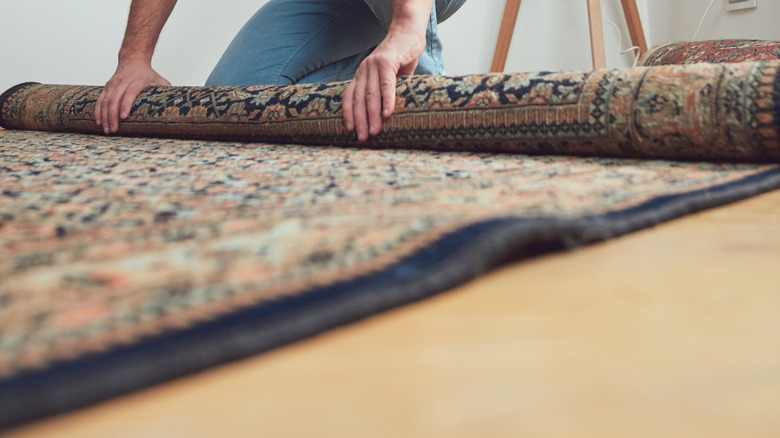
top-left (205, 0), bottom-right (467, 86)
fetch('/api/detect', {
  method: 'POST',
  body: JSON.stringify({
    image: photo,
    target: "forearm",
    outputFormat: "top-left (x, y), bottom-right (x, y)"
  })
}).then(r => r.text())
top-left (118, 0), bottom-right (178, 64)
top-left (388, 0), bottom-right (434, 41)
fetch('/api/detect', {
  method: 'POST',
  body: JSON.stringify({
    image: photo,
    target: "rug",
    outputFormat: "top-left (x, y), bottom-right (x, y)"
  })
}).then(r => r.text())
top-left (1, 41), bottom-right (780, 429)
top-left (3, 60), bottom-right (780, 162)
top-left (639, 39), bottom-right (780, 66)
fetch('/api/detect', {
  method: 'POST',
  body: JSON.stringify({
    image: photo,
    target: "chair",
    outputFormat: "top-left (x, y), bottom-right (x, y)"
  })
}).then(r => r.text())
top-left (490, 0), bottom-right (648, 71)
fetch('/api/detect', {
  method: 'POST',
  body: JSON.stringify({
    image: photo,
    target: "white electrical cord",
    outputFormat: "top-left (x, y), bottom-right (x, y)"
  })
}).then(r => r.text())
top-left (692, 0), bottom-right (717, 41)
top-left (601, 0), bottom-right (718, 66)
top-left (602, 1), bottom-right (642, 67)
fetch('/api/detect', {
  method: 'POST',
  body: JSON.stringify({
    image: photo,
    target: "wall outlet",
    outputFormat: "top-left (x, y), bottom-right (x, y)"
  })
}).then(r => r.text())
top-left (726, 0), bottom-right (757, 11)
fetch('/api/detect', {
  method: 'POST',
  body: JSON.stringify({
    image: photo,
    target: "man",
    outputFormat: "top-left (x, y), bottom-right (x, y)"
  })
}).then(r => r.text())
top-left (95, 0), bottom-right (467, 141)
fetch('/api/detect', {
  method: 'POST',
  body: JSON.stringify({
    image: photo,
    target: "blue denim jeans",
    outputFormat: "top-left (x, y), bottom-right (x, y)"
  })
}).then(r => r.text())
top-left (205, 0), bottom-right (467, 86)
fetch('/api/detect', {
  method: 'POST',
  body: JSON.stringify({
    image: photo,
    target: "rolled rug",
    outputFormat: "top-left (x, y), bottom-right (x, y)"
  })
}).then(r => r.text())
top-left (639, 39), bottom-right (780, 66)
top-left (2, 60), bottom-right (780, 162)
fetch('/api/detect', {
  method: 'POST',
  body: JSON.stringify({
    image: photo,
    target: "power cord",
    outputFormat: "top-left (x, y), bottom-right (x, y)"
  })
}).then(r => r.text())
top-left (601, 0), bottom-right (718, 66)
top-left (602, 1), bottom-right (641, 67)
top-left (692, 0), bottom-right (717, 40)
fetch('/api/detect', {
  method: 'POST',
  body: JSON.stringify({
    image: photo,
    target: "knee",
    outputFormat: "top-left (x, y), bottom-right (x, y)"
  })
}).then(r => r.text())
top-left (205, 64), bottom-right (292, 87)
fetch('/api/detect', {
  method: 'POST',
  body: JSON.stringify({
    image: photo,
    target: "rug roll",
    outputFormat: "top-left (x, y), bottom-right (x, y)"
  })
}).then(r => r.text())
top-left (3, 61), bottom-right (780, 162)
top-left (639, 39), bottom-right (780, 66)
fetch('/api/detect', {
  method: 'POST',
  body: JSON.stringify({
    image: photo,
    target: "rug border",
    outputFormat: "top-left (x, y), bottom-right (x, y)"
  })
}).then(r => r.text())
top-left (2, 164), bottom-right (780, 430)
top-left (0, 82), bottom-right (39, 130)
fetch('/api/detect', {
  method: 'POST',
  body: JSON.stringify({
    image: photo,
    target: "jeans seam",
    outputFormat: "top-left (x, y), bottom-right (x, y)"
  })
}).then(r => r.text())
top-left (427, 22), bottom-right (442, 71)
top-left (316, 69), bottom-right (356, 84)
top-left (427, 4), bottom-right (444, 72)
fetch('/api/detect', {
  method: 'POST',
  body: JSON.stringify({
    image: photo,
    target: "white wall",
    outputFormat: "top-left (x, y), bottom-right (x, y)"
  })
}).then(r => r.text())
top-left (4, 0), bottom-right (776, 96)
top-left (1, 0), bottom-right (653, 93)
top-left (647, 0), bottom-right (780, 43)
top-left (439, 0), bottom-right (650, 74)
top-left (0, 0), bottom-right (260, 92)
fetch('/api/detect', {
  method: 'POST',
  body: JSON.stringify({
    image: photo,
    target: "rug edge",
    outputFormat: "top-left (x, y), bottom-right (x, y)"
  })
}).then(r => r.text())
top-left (2, 166), bottom-right (780, 431)
top-left (0, 82), bottom-right (40, 130)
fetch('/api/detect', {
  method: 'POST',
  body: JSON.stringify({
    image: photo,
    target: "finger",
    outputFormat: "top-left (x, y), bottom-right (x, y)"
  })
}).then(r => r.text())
top-left (352, 70), bottom-right (369, 142)
top-left (100, 85), bottom-right (115, 135)
top-left (366, 65), bottom-right (383, 137)
top-left (379, 66), bottom-right (397, 120)
top-left (342, 81), bottom-right (355, 132)
top-left (398, 59), bottom-right (419, 77)
top-left (120, 82), bottom-right (147, 121)
top-left (95, 91), bottom-right (104, 126)
top-left (107, 82), bottom-right (127, 134)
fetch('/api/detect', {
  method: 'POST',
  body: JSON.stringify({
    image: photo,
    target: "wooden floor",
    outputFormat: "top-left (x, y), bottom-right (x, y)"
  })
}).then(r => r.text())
top-left (8, 189), bottom-right (780, 438)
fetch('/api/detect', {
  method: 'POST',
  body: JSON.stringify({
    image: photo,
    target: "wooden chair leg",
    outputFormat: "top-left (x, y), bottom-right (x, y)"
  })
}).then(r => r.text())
top-left (491, 0), bottom-right (522, 73)
top-left (491, 0), bottom-right (646, 72)
top-left (620, 0), bottom-right (648, 55)
top-left (587, 0), bottom-right (607, 69)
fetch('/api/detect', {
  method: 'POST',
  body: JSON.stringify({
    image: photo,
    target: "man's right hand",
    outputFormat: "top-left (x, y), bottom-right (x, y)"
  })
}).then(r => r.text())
top-left (95, 59), bottom-right (170, 134)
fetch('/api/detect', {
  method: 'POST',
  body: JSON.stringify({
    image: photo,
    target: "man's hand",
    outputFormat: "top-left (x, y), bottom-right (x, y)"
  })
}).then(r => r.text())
top-left (343, 0), bottom-right (432, 141)
top-left (95, 59), bottom-right (170, 134)
top-left (95, 0), bottom-right (178, 134)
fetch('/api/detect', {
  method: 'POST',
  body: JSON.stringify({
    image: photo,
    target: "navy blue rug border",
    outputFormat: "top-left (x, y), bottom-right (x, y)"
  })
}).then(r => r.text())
top-left (0, 82), bottom-right (40, 130)
top-left (2, 166), bottom-right (780, 430)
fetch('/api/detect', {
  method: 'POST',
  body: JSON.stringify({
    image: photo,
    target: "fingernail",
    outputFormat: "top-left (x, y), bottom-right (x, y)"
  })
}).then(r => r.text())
top-left (383, 109), bottom-right (389, 117)
top-left (120, 111), bottom-right (127, 119)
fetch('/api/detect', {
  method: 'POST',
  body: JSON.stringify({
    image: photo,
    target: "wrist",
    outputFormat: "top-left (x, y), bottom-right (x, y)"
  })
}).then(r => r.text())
top-left (390, 1), bottom-right (431, 35)
top-left (383, 29), bottom-right (426, 57)
top-left (118, 50), bottom-right (153, 67)
top-left (117, 55), bottom-right (152, 68)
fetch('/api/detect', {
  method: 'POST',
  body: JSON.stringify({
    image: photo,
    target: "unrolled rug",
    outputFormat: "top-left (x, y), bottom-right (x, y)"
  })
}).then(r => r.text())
top-left (1, 40), bottom-right (780, 429)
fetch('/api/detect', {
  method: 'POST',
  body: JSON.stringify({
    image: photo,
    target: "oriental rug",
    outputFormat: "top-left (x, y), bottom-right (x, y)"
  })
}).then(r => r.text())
top-left (639, 39), bottom-right (780, 66)
top-left (1, 40), bottom-right (780, 429)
